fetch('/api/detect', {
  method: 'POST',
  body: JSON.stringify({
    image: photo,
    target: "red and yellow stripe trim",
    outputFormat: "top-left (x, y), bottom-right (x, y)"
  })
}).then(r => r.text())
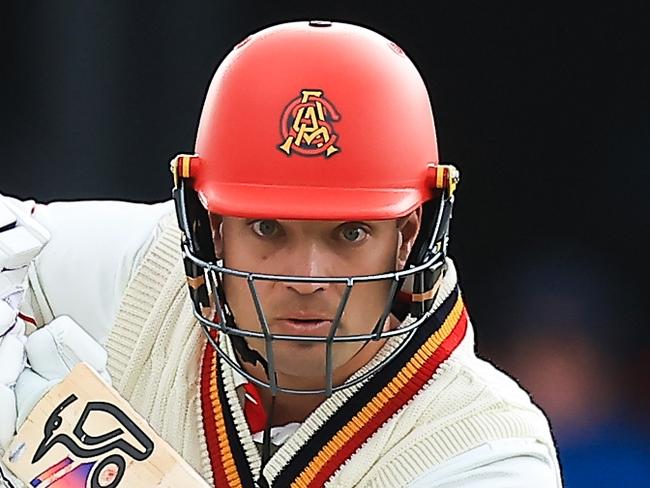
top-left (291, 295), bottom-right (467, 488)
top-left (201, 337), bottom-right (244, 488)
top-left (170, 153), bottom-right (198, 188)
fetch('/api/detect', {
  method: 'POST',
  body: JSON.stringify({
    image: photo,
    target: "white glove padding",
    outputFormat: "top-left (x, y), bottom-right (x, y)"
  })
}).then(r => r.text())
top-left (25, 315), bottom-right (109, 382)
top-left (0, 278), bottom-right (27, 339)
top-left (1, 377), bottom-right (27, 486)
top-left (0, 199), bottom-right (53, 487)
top-left (0, 385), bottom-right (17, 455)
top-left (0, 456), bottom-right (22, 488)
top-left (0, 196), bottom-right (50, 453)
top-left (14, 371), bottom-right (61, 431)
top-left (14, 316), bottom-right (111, 429)
top-left (0, 317), bottom-right (25, 450)
top-left (0, 195), bottom-right (51, 336)
top-left (0, 302), bottom-right (19, 338)
top-left (0, 337), bottom-right (25, 387)
top-left (0, 197), bottom-right (50, 272)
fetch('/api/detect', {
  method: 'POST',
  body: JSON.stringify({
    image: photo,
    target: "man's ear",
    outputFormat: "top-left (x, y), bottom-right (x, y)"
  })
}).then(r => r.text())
top-left (208, 213), bottom-right (224, 258)
top-left (396, 207), bottom-right (422, 270)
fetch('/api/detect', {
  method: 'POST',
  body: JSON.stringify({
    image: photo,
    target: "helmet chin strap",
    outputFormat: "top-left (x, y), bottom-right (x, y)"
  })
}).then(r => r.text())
top-left (224, 312), bottom-right (277, 478)
top-left (217, 292), bottom-right (281, 475)
top-left (229, 329), bottom-right (270, 377)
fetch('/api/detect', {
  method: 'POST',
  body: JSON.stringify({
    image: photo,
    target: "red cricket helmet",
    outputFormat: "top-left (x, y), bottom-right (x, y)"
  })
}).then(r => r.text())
top-left (183, 20), bottom-right (454, 220)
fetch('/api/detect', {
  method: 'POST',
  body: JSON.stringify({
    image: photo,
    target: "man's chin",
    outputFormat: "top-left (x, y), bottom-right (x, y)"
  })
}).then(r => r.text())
top-left (239, 337), bottom-right (365, 380)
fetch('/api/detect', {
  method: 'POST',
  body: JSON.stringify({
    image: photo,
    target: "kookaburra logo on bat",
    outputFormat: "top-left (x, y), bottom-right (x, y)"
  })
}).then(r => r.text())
top-left (29, 394), bottom-right (154, 487)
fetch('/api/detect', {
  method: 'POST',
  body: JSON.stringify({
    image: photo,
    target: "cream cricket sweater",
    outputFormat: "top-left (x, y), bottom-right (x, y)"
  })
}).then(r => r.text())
top-left (104, 213), bottom-right (560, 487)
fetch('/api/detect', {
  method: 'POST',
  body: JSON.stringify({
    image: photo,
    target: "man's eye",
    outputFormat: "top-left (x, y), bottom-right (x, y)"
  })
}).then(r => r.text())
top-left (341, 226), bottom-right (368, 242)
top-left (251, 220), bottom-right (280, 237)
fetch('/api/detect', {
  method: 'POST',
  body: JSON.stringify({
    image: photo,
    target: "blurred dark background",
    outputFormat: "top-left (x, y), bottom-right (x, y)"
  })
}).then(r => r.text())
top-left (2, 1), bottom-right (649, 484)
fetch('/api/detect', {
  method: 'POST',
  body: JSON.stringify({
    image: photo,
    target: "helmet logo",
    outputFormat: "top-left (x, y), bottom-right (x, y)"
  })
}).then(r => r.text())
top-left (279, 89), bottom-right (341, 157)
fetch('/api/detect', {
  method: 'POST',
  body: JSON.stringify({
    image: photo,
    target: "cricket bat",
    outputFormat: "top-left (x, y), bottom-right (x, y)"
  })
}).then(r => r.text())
top-left (2, 363), bottom-right (210, 487)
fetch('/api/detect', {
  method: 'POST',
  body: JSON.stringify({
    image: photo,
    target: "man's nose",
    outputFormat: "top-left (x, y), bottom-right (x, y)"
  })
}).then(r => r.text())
top-left (285, 279), bottom-right (328, 295)
top-left (282, 243), bottom-right (332, 295)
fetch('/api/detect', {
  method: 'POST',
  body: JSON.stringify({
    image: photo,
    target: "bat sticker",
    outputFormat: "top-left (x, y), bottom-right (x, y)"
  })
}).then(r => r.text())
top-left (29, 394), bottom-right (154, 487)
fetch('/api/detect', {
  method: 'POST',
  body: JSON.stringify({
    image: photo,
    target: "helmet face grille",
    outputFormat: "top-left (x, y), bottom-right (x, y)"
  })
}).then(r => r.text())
top-left (172, 178), bottom-right (455, 396)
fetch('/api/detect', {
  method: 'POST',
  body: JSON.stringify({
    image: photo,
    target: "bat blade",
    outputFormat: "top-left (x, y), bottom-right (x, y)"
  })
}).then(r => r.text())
top-left (2, 363), bottom-right (210, 487)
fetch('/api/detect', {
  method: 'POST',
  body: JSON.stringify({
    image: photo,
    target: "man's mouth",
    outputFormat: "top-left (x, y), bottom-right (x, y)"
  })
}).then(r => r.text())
top-left (273, 317), bottom-right (335, 335)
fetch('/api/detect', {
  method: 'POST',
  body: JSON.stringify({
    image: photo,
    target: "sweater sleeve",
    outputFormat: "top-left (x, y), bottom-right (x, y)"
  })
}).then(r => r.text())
top-left (407, 437), bottom-right (562, 488)
top-left (23, 199), bottom-right (175, 346)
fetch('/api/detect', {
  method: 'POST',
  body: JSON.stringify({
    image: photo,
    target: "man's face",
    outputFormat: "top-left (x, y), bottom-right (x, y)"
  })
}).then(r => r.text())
top-left (210, 213), bottom-right (420, 389)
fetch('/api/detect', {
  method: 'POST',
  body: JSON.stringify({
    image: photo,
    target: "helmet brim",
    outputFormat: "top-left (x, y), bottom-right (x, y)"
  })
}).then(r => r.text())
top-left (197, 183), bottom-right (427, 221)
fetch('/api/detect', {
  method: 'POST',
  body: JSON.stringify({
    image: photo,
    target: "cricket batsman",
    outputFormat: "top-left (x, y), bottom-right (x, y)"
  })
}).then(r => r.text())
top-left (0, 21), bottom-right (562, 487)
